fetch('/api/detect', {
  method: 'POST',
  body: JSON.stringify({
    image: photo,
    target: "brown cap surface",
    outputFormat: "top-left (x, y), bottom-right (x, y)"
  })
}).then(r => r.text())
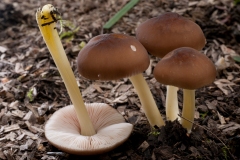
top-left (153, 47), bottom-right (216, 90)
top-left (45, 103), bottom-right (133, 155)
top-left (136, 12), bottom-right (206, 58)
top-left (77, 33), bottom-right (149, 80)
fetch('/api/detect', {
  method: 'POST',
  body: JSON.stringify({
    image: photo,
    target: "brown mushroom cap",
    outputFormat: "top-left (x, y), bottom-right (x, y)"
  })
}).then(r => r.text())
top-left (45, 103), bottom-right (133, 155)
top-left (153, 47), bottom-right (216, 90)
top-left (77, 33), bottom-right (149, 80)
top-left (136, 12), bottom-right (206, 58)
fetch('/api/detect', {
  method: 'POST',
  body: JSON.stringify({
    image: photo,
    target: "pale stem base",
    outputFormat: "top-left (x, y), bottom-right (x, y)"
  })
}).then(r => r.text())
top-left (129, 73), bottom-right (165, 127)
top-left (181, 89), bottom-right (195, 133)
top-left (166, 85), bottom-right (179, 121)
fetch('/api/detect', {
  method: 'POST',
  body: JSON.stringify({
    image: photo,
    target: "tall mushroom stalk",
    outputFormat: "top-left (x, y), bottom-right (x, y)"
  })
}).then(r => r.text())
top-left (129, 74), bottom-right (165, 127)
top-left (36, 4), bottom-right (95, 136)
top-left (36, 5), bottom-right (133, 155)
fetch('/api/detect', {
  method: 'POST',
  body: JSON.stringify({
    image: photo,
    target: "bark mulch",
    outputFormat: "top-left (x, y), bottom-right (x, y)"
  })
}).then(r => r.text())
top-left (0, 0), bottom-right (240, 159)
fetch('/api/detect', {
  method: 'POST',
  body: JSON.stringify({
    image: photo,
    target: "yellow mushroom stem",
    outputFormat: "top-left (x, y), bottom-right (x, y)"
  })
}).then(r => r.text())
top-left (181, 89), bottom-right (195, 133)
top-left (129, 73), bottom-right (165, 127)
top-left (165, 85), bottom-right (179, 121)
top-left (36, 4), bottom-right (95, 136)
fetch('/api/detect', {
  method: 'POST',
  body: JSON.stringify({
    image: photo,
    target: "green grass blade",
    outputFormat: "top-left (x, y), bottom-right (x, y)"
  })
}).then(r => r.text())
top-left (103, 0), bottom-right (139, 29)
top-left (233, 56), bottom-right (240, 63)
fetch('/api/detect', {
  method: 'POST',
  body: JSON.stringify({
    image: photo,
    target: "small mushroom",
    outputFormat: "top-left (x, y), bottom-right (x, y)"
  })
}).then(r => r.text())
top-left (153, 47), bottom-right (216, 132)
top-left (36, 4), bottom-right (132, 155)
top-left (136, 12), bottom-right (206, 121)
top-left (77, 33), bottom-right (165, 127)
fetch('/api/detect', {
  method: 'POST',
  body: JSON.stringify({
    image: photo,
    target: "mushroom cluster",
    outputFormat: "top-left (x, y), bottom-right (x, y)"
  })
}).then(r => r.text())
top-left (136, 12), bottom-right (216, 132)
top-left (36, 3), bottom-right (217, 156)
top-left (136, 12), bottom-right (207, 122)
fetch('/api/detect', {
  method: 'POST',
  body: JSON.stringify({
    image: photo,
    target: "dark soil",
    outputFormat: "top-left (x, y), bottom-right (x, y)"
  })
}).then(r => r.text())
top-left (0, 0), bottom-right (240, 160)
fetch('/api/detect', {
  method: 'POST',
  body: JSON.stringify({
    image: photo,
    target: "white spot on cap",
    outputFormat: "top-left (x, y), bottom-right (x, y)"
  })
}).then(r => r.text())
top-left (130, 45), bottom-right (136, 52)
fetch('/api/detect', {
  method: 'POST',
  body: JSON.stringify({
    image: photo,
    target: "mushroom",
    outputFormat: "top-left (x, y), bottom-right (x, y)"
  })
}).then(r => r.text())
top-left (45, 103), bottom-right (132, 155)
top-left (153, 47), bottom-right (216, 132)
top-left (77, 33), bottom-right (165, 127)
top-left (136, 12), bottom-right (206, 57)
top-left (36, 4), bottom-right (132, 155)
top-left (136, 12), bottom-right (206, 121)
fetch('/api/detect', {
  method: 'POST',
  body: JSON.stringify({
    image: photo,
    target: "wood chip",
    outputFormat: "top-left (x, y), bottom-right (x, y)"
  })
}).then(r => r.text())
top-left (21, 129), bottom-right (39, 140)
top-left (37, 102), bottom-right (49, 116)
top-left (0, 46), bottom-right (7, 53)
top-left (0, 150), bottom-right (6, 159)
top-left (111, 82), bottom-right (124, 94)
top-left (5, 132), bottom-right (17, 141)
top-left (214, 79), bottom-right (236, 95)
top-left (138, 141), bottom-right (149, 152)
top-left (82, 84), bottom-right (96, 97)
top-left (222, 123), bottom-right (240, 136)
top-left (19, 152), bottom-right (28, 160)
top-left (145, 59), bottom-right (153, 76)
top-left (31, 125), bottom-right (44, 133)
top-left (0, 109), bottom-right (5, 119)
top-left (23, 111), bottom-right (33, 121)
top-left (0, 137), bottom-right (6, 142)
top-left (4, 124), bottom-right (20, 133)
top-left (188, 1), bottom-right (198, 6)
top-left (116, 84), bottom-right (132, 93)
top-left (20, 139), bottom-right (33, 151)
top-left (16, 133), bottom-right (25, 141)
top-left (26, 104), bottom-right (39, 118)
top-left (25, 121), bottom-right (37, 133)
top-left (113, 91), bottom-right (132, 103)
top-left (8, 101), bottom-right (19, 110)
top-left (220, 44), bottom-right (239, 57)
top-left (11, 109), bottom-right (25, 118)
top-left (92, 83), bottom-right (103, 93)
top-left (205, 100), bottom-right (217, 111)
top-left (217, 111), bottom-right (226, 125)
top-left (117, 105), bottom-right (126, 116)
top-left (218, 122), bottom-right (235, 130)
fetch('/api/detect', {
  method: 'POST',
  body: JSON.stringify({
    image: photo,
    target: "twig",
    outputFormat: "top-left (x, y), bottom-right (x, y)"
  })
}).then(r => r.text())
top-left (0, 60), bottom-right (14, 65)
top-left (178, 114), bottom-right (236, 160)
top-left (47, 152), bottom-right (67, 156)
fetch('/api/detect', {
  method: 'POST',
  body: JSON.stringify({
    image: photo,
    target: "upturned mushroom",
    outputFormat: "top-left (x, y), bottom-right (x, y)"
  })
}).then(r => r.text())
top-left (136, 12), bottom-right (206, 121)
top-left (36, 4), bottom-right (132, 155)
top-left (153, 47), bottom-right (216, 132)
top-left (77, 33), bottom-right (165, 128)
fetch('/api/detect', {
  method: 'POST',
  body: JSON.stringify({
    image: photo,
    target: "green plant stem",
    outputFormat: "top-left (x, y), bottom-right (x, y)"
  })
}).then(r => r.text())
top-left (103, 0), bottom-right (139, 29)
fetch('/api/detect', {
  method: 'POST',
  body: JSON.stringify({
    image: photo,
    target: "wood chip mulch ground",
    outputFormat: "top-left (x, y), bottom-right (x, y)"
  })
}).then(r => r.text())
top-left (0, 0), bottom-right (240, 159)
